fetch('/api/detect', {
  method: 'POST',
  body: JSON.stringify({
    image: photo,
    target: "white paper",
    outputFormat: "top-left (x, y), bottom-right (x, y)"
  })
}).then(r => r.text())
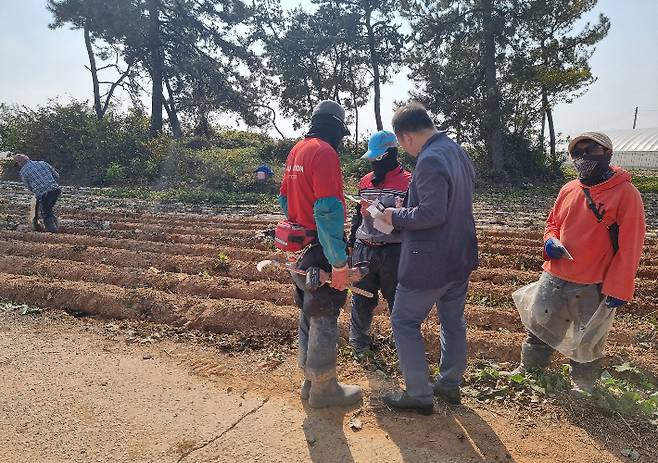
top-left (366, 202), bottom-right (394, 234)
top-left (373, 217), bottom-right (394, 234)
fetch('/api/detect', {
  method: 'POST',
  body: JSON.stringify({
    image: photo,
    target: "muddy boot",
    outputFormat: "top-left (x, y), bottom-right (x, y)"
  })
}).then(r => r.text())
top-left (308, 378), bottom-right (362, 408)
top-left (504, 338), bottom-right (553, 376)
top-left (570, 360), bottom-right (600, 394)
top-left (305, 314), bottom-right (362, 408)
top-left (300, 379), bottom-right (311, 400)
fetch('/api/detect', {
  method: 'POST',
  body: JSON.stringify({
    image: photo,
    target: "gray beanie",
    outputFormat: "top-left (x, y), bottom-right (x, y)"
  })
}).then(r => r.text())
top-left (312, 100), bottom-right (345, 123)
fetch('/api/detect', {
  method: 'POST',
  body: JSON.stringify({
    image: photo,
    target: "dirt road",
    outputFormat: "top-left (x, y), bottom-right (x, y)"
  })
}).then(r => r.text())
top-left (0, 309), bottom-right (640, 463)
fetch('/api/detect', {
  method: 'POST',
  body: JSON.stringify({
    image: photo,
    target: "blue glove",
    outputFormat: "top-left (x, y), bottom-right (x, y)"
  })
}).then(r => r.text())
top-left (605, 296), bottom-right (626, 309)
top-left (544, 238), bottom-right (566, 259)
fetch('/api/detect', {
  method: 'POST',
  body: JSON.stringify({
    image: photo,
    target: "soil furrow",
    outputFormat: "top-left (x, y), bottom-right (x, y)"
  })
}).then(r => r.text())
top-left (0, 202), bottom-right (276, 229)
top-left (0, 238), bottom-right (289, 283)
top-left (0, 272), bottom-right (299, 334)
top-left (0, 229), bottom-right (273, 261)
top-left (0, 255), bottom-right (295, 305)
top-left (55, 225), bottom-right (275, 251)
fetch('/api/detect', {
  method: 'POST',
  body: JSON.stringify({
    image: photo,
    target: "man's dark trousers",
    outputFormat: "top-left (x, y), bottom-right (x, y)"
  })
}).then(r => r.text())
top-left (38, 188), bottom-right (61, 232)
top-left (38, 188), bottom-right (60, 220)
top-left (349, 241), bottom-right (400, 352)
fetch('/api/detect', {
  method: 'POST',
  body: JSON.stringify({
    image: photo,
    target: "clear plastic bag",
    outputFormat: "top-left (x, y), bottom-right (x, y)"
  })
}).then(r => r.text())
top-left (512, 273), bottom-right (616, 363)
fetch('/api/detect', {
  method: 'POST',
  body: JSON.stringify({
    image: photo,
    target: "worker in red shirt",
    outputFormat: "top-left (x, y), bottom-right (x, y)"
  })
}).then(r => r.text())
top-left (510, 132), bottom-right (646, 393)
top-left (347, 131), bottom-right (411, 357)
top-left (279, 100), bottom-right (362, 408)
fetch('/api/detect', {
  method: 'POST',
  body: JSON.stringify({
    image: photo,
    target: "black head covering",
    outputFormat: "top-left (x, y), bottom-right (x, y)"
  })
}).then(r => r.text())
top-left (305, 113), bottom-right (349, 151)
top-left (371, 147), bottom-right (400, 186)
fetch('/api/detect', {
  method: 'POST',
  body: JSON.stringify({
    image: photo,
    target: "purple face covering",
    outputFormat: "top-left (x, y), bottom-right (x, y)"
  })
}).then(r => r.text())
top-left (573, 153), bottom-right (611, 180)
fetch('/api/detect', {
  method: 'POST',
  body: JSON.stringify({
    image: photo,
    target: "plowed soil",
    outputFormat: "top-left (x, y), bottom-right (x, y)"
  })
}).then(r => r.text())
top-left (1, 181), bottom-right (657, 462)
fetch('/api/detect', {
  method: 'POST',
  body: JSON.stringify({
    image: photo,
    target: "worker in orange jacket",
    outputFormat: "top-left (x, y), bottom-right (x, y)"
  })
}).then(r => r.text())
top-left (510, 132), bottom-right (646, 393)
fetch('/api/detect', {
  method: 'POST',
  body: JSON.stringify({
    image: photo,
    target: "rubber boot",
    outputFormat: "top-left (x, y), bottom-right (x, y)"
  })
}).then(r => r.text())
top-left (308, 378), bottom-right (362, 408)
top-left (305, 315), bottom-right (362, 408)
top-left (570, 359), bottom-right (600, 394)
top-left (505, 340), bottom-right (553, 376)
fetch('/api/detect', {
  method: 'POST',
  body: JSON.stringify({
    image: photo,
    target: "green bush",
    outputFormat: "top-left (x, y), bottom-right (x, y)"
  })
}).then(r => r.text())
top-left (104, 162), bottom-right (127, 184)
top-left (257, 138), bottom-right (299, 163)
top-left (0, 100), bottom-right (152, 185)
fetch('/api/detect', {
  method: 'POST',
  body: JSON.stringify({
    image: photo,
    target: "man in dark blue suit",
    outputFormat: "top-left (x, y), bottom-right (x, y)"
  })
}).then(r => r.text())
top-left (380, 103), bottom-right (479, 414)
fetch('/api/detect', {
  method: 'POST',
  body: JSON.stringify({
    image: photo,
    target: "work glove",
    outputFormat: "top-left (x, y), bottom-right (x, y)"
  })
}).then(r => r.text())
top-left (544, 238), bottom-right (566, 259)
top-left (330, 264), bottom-right (349, 291)
top-left (605, 296), bottom-right (626, 309)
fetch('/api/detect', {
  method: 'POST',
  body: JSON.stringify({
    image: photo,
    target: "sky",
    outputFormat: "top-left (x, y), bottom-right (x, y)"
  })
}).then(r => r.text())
top-left (1, 0), bottom-right (657, 140)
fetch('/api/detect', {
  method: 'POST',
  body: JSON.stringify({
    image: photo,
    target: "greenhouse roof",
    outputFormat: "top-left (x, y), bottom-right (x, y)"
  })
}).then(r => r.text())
top-left (606, 128), bottom-right (658, 152)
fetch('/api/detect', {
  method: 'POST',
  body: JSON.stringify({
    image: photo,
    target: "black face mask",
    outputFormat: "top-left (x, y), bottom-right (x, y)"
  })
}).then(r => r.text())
top-left (573, 153), bottom-right (612, 184)
top-left (305, 114), bottom-right (349, 151)
top-left (371, 148), bottom-right (400, 186)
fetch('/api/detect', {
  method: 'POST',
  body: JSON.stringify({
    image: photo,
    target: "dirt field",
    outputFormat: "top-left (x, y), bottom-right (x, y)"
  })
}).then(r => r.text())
top-left (1, 180), bottom-right (657, 462)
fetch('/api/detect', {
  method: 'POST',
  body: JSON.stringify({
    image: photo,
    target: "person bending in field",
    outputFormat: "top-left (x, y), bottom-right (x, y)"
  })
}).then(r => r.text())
top-left (508, 132), bottom-right (646, 393)
top-left (14, 154), bottom-right (62, 233)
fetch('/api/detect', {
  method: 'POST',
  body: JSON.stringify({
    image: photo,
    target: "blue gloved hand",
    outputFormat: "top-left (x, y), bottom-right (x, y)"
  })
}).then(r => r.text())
top-left (544, 238), bottom-right (566, 259)
top-left (605, 296), bottom-right (626, 309)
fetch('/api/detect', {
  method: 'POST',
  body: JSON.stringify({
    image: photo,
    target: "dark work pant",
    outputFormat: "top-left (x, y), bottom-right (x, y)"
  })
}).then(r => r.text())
top-left (291, 244), bottom-right (347, 382)
top-left (349, 241), bottom-right (401, 351)
top-left (38, 188), bottom-right (61, 220)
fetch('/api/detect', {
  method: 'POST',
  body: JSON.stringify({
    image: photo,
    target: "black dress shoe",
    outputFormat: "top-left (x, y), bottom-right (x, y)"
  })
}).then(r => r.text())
top-left (383, 390), bottom-right (433, 415)
top-left (433, 384), bottom-right (461, 405)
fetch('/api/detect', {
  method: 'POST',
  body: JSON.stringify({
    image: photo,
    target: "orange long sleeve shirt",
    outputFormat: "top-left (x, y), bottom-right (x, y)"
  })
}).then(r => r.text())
top-left (543, 168), bottom-right (646, 302)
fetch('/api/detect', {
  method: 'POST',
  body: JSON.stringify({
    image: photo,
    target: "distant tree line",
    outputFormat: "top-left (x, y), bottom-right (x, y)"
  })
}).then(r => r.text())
top-left (46, 0), bottom-right (608, 178)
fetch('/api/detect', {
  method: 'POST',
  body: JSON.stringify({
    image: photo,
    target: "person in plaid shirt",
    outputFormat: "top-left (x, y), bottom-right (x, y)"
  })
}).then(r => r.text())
top-left (14, 154), bottom-right (61, 232)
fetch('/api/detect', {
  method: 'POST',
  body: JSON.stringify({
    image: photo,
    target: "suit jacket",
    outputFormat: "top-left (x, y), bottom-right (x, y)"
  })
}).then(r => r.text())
top-left (391, 132), bottom-right (478, 290)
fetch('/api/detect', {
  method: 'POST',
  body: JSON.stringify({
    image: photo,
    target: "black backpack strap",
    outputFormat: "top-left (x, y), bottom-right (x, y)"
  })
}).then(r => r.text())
top-left (582, 188), bottom-right (619, 254)
top-left (582, 188), bottom-right (604, 222)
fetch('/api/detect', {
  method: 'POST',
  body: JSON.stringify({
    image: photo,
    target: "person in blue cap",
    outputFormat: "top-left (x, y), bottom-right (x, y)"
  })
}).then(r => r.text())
top-left (347, 130), bottom-right (411, 357)
top-left (255, 164), bottom-right (274, 181)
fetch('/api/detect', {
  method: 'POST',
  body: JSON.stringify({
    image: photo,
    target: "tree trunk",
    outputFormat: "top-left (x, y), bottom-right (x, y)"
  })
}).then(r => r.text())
top-left (541, 89), bottom-right (556, 156)
top-left (540, 108), bottom-right (546, 152)
top-left (83, 25), bottom-right (103, 120)
top-left (350, 70), bottom-right (359, 146)
top-left (481, 0), bottom-right (505, 174)
top-left (365, 9), bottom-right (383, 131)
top-left (195, 112), bottom-right (211, 136)
top-left (546, 107), bottom-right (556, 157)
top-left (164, 78), bottom-right (183, 139)
top-left (148, 0), bottom-right (164, 135)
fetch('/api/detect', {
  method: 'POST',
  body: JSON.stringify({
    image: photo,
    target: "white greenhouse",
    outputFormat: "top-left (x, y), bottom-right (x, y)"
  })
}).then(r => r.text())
top-left (563, 128), bottom-right (658, 170)
top-left (606, 128), bottom-right (658, 169)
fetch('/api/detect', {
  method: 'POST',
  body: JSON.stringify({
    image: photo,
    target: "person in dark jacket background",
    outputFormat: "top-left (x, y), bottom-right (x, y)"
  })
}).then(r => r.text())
top-left (347, 130), bottom-right (411, 357)
top-left (379, 103), bottom-right (478, 415)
